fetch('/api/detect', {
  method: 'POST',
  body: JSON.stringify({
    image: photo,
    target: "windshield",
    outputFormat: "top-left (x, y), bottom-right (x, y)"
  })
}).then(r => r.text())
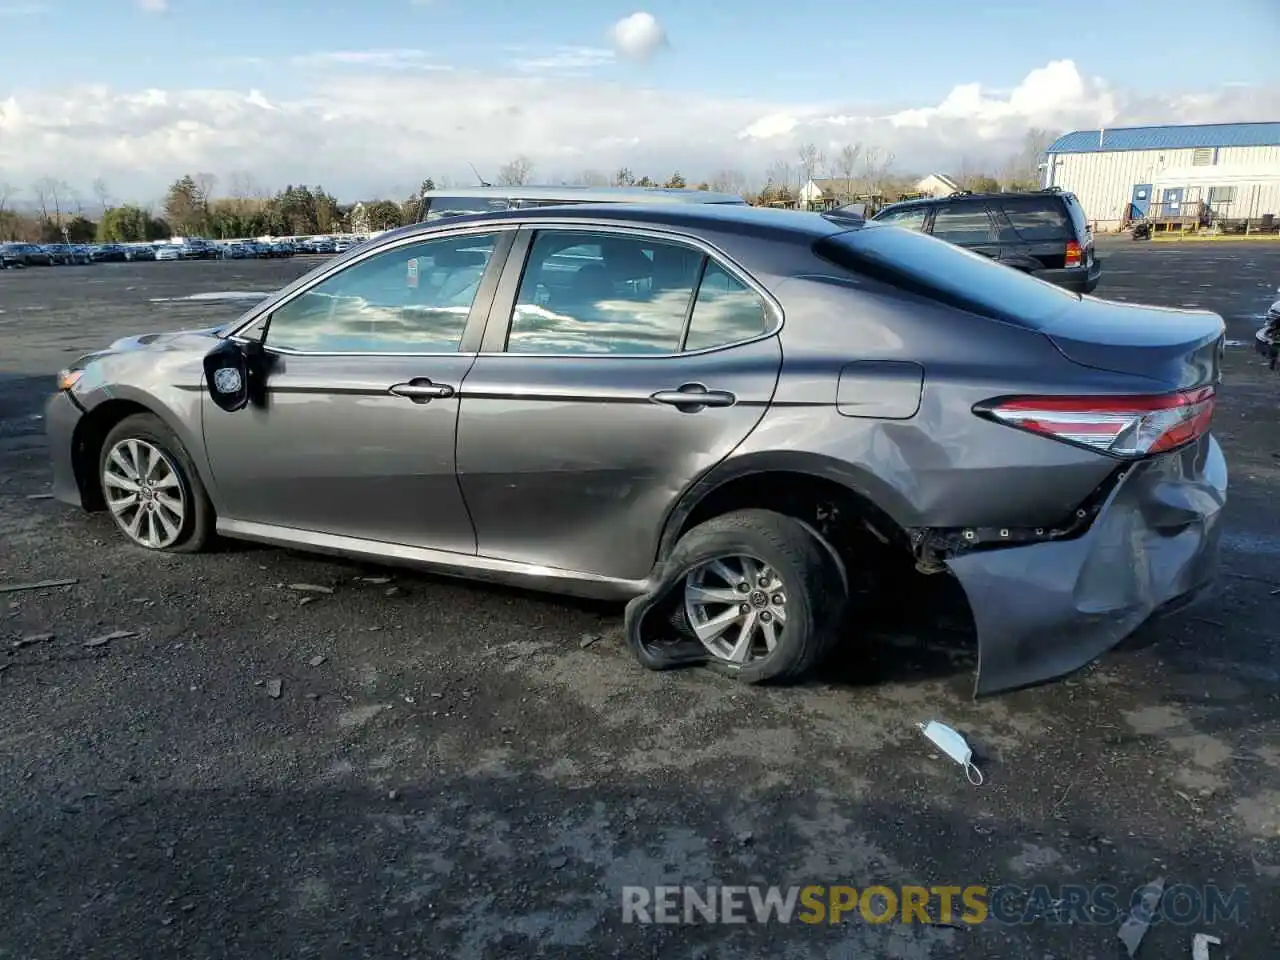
top-left (814, 222), bottom-right (1080, 329)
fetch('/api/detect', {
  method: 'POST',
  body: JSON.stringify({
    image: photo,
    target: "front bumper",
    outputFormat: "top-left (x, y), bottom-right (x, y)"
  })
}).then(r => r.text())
top-left (947, 435), bottom-right (1227, 697)
top-left (45, 389), bottom-right (86, 508)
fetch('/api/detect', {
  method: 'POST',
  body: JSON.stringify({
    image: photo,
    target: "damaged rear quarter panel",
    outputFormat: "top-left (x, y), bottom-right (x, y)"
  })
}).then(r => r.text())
top-left (741, 276), bottom-right (1130, 529)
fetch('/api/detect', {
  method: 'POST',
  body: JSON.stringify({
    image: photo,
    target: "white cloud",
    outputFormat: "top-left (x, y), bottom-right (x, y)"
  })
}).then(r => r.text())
top-left (291, 49), bottom-right (452, 71)
top-left (0, 58), bottom-right (1274, 203)
top-left (510, 46), bottom-right (615, 74)
top-left (610, 12), bottom-right (667, 63)
top-left (137, 0), bottom-right (168, 11)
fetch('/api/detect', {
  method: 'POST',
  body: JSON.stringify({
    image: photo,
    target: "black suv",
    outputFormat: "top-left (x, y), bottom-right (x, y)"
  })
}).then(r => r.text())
top-left (871, 189), bottom-right (1100, 294)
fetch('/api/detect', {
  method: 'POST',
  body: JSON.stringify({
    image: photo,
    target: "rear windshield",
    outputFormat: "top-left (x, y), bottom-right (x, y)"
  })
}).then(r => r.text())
top-left (996, 197), bottom-right (1070, 241)
top-left (815, 223), bottom-right (1080, 329)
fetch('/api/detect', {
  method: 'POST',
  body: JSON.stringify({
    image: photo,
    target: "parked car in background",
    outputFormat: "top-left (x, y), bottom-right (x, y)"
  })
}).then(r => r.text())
top-left (89, 244), bottom-right (130, 263)
top-left (45, 203), bottom-right (1225, 699)
top-left (1, 242), bottom-right (54, 266)
top-left (417, 184), bottom-right (748, 223)
top-left (871, 188), bottom-right (1100, 294)
top-left (154, 244), bottom-right (182, 262)
top-left (127, 243), bottom-right (156, 261)
top-left (43, 244), bottom-right (75, 265)
top-left (0, 243), bottom-right (27, 268)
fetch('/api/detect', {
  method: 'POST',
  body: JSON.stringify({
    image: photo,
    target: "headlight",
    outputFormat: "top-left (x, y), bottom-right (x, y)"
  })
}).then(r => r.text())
top-left (56, 368), bottom-right (83, 391)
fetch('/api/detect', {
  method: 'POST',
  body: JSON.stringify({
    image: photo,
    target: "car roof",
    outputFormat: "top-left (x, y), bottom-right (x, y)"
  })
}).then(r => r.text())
top-left (420, 185), bottom-right (746, 205)
top-left (375, 201), bottom-right (854, 246)
top-left (880, 190), bottom-right (1075, 211)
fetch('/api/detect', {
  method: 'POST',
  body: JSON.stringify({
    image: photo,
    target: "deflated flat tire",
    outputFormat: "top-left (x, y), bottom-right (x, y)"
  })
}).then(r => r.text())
top-left (625, 509), bottom-right (849, 685)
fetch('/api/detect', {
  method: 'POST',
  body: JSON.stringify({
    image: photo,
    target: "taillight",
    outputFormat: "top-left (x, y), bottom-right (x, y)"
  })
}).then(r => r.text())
top-left (1064, 240), bottom-right (1083, 268)
top-left (976, 386), bottom-right (1216, 459)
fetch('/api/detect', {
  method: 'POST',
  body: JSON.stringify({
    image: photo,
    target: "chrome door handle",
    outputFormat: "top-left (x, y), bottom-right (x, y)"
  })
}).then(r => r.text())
top-left (651, 383), bottom-right (737, 410)
top-left (389, 379), bottom-right (455, 403)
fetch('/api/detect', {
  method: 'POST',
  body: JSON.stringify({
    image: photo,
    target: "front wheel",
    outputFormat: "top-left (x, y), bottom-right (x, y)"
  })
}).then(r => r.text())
top-left (98, 413), bottom-right (215, 553)
top-left (666, 509), bottom-right (848, 684)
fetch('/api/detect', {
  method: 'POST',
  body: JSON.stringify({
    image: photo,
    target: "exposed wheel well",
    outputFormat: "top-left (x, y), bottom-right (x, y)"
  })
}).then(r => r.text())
top-left (71, 399), bottom-right (153, 510)
top-left (673, 471), bottom-right (918, 602)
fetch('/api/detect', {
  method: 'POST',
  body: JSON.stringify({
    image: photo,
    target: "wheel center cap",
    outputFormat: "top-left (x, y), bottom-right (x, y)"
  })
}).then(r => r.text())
top-left (749, 590), bottom-right (769, 608)
top-left (140, 486), bottom-right (154, 501)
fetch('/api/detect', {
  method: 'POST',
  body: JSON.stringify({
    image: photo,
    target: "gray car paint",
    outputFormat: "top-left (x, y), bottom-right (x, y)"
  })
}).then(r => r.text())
top-left (46, 202), bottom-right (1227, 695)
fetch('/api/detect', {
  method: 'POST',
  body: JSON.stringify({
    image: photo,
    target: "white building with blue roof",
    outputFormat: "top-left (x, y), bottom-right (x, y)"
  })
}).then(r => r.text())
top-left (1042, 121), bottom-right (1280, 232)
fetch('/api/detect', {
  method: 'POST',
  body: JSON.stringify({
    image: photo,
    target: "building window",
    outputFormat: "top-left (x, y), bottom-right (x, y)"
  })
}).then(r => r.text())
top-left (1208, 186), bottom-right (1237, 204)
top-left (1192, 147), bottom-right (1213, 166)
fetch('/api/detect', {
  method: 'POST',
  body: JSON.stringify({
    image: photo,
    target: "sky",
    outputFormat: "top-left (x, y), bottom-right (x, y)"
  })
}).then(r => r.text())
top-left (0, 0), bottom-right (1277, 204)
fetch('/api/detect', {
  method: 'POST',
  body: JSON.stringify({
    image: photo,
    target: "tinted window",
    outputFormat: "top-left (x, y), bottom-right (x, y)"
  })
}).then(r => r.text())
top-left (1062, 194), bottom-right (1091, 241)
top-left (874, 206), bottom-right (929, 232)
top-left (506, 230), bottom-right (702, 354)
top-left (815, 224), bottom-right (1079, 329)
top-left (684, 262), bottom-right (771, 351)
top-left (264, 233), bottom-right (498, 353)
top-left (423, 196), bottom-right (511, 221)
top-left (930, 204), bottom-right (994, 244)
top-left (998, 197), bottom-right (1069, 241)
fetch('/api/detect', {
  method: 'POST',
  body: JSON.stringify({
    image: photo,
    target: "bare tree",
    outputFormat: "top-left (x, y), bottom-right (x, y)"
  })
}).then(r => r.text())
top-left (91, 177), bottom-right (113, 215)
top-left (578, 169), bottom-right (610, 187)
top-left (796, 143), bottom-right (821, 207)
top-left (709, 169), bottom-right (748, 195)
top-left (0, 180), bottom-right (15, 219)
top-left (765, 159), bottom-right (792, 192)
top-left (194, 172), bottom-right (218, 205)
top-left (497, 156), bottom-right (534, 186)
top-left (834, 144), bottom-right (862, 197)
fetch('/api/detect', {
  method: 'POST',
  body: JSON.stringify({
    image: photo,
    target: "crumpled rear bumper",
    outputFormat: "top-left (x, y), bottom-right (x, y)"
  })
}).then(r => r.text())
top-left (946, 435), bottom-right (1227, 697)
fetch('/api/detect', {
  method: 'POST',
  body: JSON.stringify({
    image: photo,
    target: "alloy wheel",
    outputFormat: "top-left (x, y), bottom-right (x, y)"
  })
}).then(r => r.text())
top-left (683, 554), bottom-right (788, 665)
top-left (102, 438), bottom-right (186, 549)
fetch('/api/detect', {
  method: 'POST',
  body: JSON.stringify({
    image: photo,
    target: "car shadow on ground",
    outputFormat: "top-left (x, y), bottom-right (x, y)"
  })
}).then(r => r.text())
top-left (0, 774), bottom-right (1263, 959)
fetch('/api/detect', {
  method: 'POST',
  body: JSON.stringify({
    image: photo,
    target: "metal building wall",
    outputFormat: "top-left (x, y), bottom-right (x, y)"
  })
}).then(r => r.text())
top-left (1044, 145), bottom-right (1280, 231)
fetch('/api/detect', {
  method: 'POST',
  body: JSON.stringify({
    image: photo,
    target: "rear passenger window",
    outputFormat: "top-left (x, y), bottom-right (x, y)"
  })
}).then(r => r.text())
top-left (875, 207), bottom-right (929, 232)
top-left (999, 198), bottom-right (1070, 241)
top-left (506, 230), bottom-right (702, 354)
top-left (683, 263), bottom-right (771, 351)
top-left (930, 205), bottom-right (994, 244)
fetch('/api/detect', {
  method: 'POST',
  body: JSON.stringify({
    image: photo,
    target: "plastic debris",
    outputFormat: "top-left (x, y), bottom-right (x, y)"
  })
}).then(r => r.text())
top-left (0, 578), bottom-right (79, 594)
top-left (917, 720), bottom-right (984, 785)
top-left (287, 583), bottom-right (333, 594)
top-left (1192, 933), bottom-right (1221, 960)
top-left (1117, 876), bottom-right (1164, 958)
top-left (266, 679), bottom-right (283, 699)
top-left (84, 630), bottom-right (137, 648)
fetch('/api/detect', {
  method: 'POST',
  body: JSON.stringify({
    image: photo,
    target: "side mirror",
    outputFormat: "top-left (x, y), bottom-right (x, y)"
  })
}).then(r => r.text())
top-left (203, 340), bottom-right (250, 412)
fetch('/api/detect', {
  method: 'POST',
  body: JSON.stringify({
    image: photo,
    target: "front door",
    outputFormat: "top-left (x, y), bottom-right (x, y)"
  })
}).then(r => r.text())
top-left (1130, 184), bottom-right (1152, 219)
top-left (455, 226), bottom-right (783, 581)
top-left (202, 228), bottom-right (512, 553)
top-left (1162, 187), bottom-right (1184, 218)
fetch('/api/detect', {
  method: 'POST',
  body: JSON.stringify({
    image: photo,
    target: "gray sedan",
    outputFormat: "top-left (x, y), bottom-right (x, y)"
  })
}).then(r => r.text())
top-left (45, 203), bottom-right (1227, 696)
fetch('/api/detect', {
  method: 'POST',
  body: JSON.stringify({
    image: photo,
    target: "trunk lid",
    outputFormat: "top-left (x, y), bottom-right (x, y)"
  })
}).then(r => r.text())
top-left (1039, 298), bottom-right (1224, 391)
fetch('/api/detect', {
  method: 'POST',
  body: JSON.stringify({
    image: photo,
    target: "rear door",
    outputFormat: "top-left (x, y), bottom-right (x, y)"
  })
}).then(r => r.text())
top-left (927, 200), bottom-right (1001, 258)
top-left (455, 224), bottom-right (783, 582)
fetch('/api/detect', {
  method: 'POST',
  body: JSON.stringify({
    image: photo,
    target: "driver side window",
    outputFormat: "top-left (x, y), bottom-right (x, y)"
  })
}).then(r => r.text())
top-left (262, 232), bottom-right (500, 354)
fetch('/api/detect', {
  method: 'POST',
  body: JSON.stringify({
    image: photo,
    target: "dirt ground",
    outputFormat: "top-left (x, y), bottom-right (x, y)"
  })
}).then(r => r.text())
top-left (1, 241), bottom-right (1278, 959)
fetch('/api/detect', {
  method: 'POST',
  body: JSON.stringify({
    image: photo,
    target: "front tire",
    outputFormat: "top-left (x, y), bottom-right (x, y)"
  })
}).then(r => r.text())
top-left (667, 509), bottom-right (848, 684)
top-left (98, 413), bottom-right (215, 554)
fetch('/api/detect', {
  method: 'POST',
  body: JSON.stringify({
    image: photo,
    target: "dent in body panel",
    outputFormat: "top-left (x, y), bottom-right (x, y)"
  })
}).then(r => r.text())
top-left (455, 337), bottom-right (783, 581)
top-left (835, 361), bottom-right (923, 419)
top-left (949, 435), bottom-right (1227, 696)
top-left (745, 276), bottom-right (1135, 528)
top-left (73, 340), bottom-right (217, 499)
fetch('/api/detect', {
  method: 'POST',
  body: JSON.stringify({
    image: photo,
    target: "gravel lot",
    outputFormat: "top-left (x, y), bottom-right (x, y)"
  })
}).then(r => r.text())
top-left (2, 243), bottom-right (1278, 959)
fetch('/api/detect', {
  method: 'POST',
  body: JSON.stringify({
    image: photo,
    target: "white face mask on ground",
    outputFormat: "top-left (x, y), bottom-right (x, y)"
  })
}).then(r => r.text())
top-left (917, 720), bottom-right (984, 786)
